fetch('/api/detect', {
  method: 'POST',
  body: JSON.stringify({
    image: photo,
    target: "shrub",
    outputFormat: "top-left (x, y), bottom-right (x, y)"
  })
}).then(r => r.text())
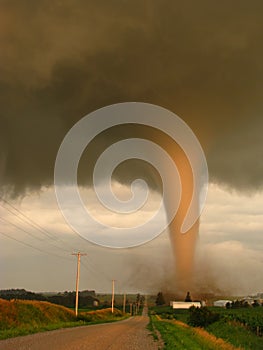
top-left (188, 306), bottom-right (220, 328)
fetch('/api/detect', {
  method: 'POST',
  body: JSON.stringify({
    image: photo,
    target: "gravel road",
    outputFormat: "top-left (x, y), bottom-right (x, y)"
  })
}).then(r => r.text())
top-left (0, 311), bottom-right (161, 350)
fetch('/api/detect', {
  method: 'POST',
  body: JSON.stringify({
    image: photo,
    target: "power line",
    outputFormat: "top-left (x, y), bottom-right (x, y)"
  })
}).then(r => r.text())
top-left (0, 216), bottom-right (80, 259)
top-left (0, 198), bottom-right (76, 252)
top-left (0, 212), bottom-right (71, 253)
top-left (80, 260), bottom-right (100, 282)
top-left (82, 255), bottom-right (111, 282)
top-left (0, 231), bottom-right (72, 261)
top-left (0, 198), bottom-right (114, 286)
top-left (0, 198), bottom-right (57, 240)
top-left (0, 216), bottom-right (45, 242)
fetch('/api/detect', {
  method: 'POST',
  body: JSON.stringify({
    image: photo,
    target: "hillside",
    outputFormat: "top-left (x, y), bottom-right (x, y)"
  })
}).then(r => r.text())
top-left (0, 298), bottom-right (76, 339)
top-left (0, 299), bottom-right (126, 340)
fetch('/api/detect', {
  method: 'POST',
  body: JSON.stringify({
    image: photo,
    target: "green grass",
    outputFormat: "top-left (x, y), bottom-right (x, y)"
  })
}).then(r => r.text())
top-left (150, 305), bottom-right (189, 323)
top-left (0, 320), bottom-right (86, 339)
top-left (147, 314), bottom-right (159, 341)
top-left (150, 316), bottom-right (233, 350)
top-left (0, 299), bottom-right (128, 340)
top-left (206, 307), bottom-right (263, 348)
top-left (207, 319), bottom-right (263, 350)
top-left (76, 308), bottom-right (128, 324)
top-left (149, 306), bottom-right (263, 349)
top-left (210, 307), bottom-right (263, 335)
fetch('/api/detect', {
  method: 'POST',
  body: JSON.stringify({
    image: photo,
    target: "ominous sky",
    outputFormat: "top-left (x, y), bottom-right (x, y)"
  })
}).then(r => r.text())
top-left (0, 0), bottom-right (263, 295)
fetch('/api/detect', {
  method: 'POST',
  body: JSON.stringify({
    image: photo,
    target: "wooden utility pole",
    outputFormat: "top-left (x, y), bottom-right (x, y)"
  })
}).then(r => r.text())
top-left (123, 293), bottom-right (126, 313)
top-left (72, 252), bottom-right (87, 316)
top-left (111, 279), bottom-right (115, 313)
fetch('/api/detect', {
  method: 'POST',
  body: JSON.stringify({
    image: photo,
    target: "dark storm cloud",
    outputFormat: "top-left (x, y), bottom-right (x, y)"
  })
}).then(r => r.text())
top-left (1, 0), bottom-right (263, 196)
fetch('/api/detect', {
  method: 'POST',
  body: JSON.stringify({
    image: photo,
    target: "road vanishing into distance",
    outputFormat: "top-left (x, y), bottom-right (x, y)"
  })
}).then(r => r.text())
top-left (0, 310), bottom-right (161, 350)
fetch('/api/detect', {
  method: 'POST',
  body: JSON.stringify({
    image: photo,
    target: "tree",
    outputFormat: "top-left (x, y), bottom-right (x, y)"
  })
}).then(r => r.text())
top-left (156, 292), bottom-right (165, 306)
top-left (135, 293), bottom-right (141, 314)
top-left (188, 306), bottom-right (220, 327)
top-left (226, 302), bottom-right (231, 309)
top-left (252, 300), bottom-right (260, 308)
top-left (232, 300), bottom-right (241, 309)
top-left (185, 291), bottom-right (192, 302)
top-left (140, 295), bottom-right (145, 305)
top-left (136, 293), bottom-right (141, 304)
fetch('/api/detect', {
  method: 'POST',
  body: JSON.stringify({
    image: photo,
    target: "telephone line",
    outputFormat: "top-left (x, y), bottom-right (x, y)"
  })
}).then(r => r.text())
top-left (0, 199), bottom-right (77, 252)
top-left (80, 260), bottom-right (101, 279)
top-left (0, 214), bottom-right (71, 254)
top-left (0, 231), bottom-right (72, 261)
top-left (82, 256), bottom-right (111, 282)
top-left (0, 199), bottom-right (56, 240)
top-left (0, 217), bottom-right (45, 242)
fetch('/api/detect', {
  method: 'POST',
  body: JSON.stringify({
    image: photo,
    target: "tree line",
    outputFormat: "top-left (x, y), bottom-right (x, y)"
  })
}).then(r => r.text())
top-left (0, 289), bottom-right (99, 308)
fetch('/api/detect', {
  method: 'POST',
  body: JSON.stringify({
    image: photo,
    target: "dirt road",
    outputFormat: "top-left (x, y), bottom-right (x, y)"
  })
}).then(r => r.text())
top-left (0, 313), bottom-right (161, 350)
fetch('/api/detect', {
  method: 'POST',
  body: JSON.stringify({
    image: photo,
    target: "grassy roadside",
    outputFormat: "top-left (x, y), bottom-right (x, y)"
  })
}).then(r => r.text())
top-left (149, 315), bottom-right (240, 350)
top-left (0, 299), bottom-right (128, 340)
top-left (147, 314), bottom-right (159, 341)
top-left (149, 306), bottom-right (263, 350)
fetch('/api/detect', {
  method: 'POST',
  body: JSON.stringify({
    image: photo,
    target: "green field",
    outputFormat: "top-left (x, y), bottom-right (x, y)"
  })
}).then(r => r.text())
top-left (149, 306), bottom-right (263, 350)
top-left (207, 308), bottom-right (263, 350)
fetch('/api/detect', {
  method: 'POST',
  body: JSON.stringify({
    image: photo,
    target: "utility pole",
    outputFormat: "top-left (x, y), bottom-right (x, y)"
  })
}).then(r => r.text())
top-left (111, 279), bottom-right (115, 313)
top-left (72, 252), bottom-right (87, 317)
top-left (123, 293), bottom-right (126, 314)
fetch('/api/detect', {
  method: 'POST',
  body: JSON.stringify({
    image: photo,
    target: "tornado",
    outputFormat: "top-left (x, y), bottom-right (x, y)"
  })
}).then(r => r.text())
top-left (164, 143), bottom-right (200, 294)
top-left (55, 103), bottom-right (208, 293)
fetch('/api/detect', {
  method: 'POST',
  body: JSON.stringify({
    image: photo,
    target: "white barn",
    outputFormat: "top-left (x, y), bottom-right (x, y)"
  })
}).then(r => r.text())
top-left (171, 301), bottom-right (201, 309)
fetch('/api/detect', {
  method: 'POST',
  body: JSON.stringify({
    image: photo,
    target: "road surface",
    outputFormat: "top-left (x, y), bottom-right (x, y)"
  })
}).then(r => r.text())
top-left (0, 312), bottom-right (161, 350)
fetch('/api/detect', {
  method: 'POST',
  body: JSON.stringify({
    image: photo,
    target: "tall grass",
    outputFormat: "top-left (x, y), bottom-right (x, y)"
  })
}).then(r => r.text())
top-left (0, 298), bottom-right (77, 339)
top-left (207, 319), bottom-right (263, 350)
top-left (0, 299), bottom-right (126, 340)
top-left (150, 316), bottom-right (240, 350)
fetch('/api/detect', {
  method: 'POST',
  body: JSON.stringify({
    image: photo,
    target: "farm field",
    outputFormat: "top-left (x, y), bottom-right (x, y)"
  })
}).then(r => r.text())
top-left (149, 306), bottom-right (263, 350)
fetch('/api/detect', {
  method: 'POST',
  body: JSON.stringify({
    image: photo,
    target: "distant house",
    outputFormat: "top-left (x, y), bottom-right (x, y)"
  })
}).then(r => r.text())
top-left (213, 300), bottom-right (232, 307)
top-left (171, 301), bottom-right (202, 309)
top-left (241, 298), bottom-right (254, 306)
